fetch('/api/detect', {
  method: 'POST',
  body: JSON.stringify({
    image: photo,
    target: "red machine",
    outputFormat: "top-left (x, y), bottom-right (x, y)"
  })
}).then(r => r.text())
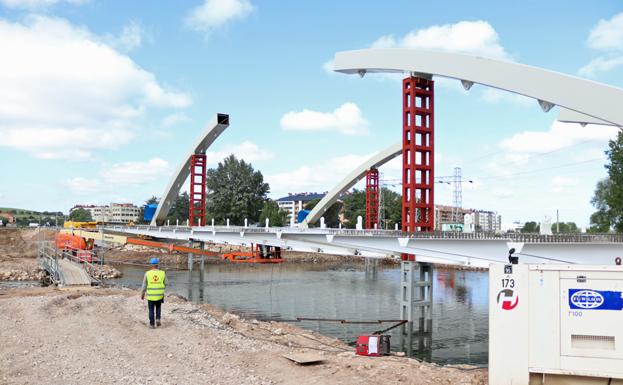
top-left (356, 335), bottom-right (391, 357)
top-left (54, 232), bottom-right (96, 262)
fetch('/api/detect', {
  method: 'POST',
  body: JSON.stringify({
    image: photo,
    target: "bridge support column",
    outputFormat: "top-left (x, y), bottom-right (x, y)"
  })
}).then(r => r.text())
top-left (400, 261), bottom-right (433, 360)
top-left (365, 167), bottom-right (380, 230)
top-left (402, 76), bottom-right (434, 258)
top-left (187, 240), bottom-right (194, 272)
top-left (364, 257), bottom-right (378, 280)
top-left (189, 153), bottom-right (207, 227)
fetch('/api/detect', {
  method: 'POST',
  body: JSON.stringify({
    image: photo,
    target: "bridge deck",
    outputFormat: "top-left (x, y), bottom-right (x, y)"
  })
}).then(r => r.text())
top-left (57, 258), bottom-right (92, 286)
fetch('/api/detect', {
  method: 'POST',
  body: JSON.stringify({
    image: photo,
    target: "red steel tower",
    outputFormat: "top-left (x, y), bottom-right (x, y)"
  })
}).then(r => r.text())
top-left (365, 167), bottom-right (380, 229)
top-left (402, 76), bottom-right (434, 237)
top-left (189, 154), bottom-right (207, 226)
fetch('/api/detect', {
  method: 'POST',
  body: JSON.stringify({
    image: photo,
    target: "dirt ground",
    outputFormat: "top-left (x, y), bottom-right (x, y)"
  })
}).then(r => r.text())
top-left (0, 228), bottom-right (46, 280)
top-left (0, 286), bottom-right (487, 385)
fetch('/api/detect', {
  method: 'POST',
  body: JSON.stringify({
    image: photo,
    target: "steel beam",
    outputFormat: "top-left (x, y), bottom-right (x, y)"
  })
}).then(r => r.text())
top-left (151, 114), bottom-right (229, 226)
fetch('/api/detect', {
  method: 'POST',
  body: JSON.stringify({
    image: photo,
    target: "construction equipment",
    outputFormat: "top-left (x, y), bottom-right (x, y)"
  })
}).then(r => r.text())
top-left (63, 221), bottom-right (97, 229)
top-left (54, 232), bottom-right (97, 262)
top-left (489, 261), bottom-right (623, 384)
top-left (222, 244), bottom-right (284, 263)
top-left (356, 335), bottom-right (391, 357)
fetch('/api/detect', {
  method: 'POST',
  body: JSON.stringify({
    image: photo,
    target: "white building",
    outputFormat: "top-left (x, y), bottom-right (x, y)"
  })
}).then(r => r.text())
top-left (465, 210), bottom-right (502, 232)
top-left (276, 192), bottom-right (326, 224)
top-left (71, 203), bottom-right (140, 224)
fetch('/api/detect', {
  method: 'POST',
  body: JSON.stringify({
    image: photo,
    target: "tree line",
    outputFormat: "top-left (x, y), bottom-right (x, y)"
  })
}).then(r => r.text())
top-left (138, 154), bottom-right (403, 228)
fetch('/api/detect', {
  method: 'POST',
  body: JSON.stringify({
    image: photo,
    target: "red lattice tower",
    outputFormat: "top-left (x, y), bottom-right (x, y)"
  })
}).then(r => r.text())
top-left (365, 167), bottom-right (380, 229)
top-left (189, 154), bottom-right (207, 227)
top-left (402, 76), bottom-right (434, 259)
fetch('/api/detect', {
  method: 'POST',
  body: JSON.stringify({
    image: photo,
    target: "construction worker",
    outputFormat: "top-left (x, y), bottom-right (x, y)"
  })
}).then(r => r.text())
top-left (140, 257), bottom-right (166, 329)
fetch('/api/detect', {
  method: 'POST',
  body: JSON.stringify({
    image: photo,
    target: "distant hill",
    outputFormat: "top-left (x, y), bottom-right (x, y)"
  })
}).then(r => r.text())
top-left (0, 208), bottom-right (64, 220)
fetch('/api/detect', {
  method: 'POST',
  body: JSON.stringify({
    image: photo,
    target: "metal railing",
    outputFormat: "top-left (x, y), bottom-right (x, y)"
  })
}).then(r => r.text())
top-left (38, 244), bottom-right (60, 284)
top-left (38, 241), bottom-right (101, 284)
top-left (103, 224), bottom-right (623, 243)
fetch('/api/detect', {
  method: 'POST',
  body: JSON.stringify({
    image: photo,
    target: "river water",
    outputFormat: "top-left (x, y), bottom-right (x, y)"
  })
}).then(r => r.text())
top-left (111, 262), bottom-right (489, 365)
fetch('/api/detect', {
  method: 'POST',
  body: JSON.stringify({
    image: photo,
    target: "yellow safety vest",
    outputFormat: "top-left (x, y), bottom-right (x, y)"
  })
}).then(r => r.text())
top-left (145, 269), bottom-right (166, 301)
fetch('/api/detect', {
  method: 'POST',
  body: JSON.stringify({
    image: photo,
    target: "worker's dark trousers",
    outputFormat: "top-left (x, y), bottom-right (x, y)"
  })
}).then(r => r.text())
top-left (147, 300), bottom-right (162, 326)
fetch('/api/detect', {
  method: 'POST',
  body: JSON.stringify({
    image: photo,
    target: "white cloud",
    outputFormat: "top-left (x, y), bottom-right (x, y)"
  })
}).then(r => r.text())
top-left (162, 113), bottom-right (190, 127)
top-left (101, 158), bottom-right (171, 185)
top-left (322, 59), bottom-right (335, 75)
top-left (205, 140), bottom-right (274, 164)
top-left (0, 0), bottom-right (86, 9)
top-left (267, 153), bottom-right (374, 197)
top-left (0, 16), bottom-right (191, 159)
top-left (280, 102), bottom-right (369, 135)
top-left (579, 13), bottom-right (623, 77)
top-left (186, 0), bottom-right (253, 35)
top-left (499, 121), bottom-right (618, 154)
top-left (65, 177), bottom-right (103, 195)
top-left (108, 21), bottom-right (143, 52)
top-left (66, 158), bottom-right (172, 195)
top-left (492, 188), bottom-right (514, 199)
top-left (587, 12), bottom-right (623, 51)
top-left (550, 176), bottom-right (578, 193)
top-left (370, 20), bottom-right (511, 60)
top-left (578, 56), bottom-right (623, 77)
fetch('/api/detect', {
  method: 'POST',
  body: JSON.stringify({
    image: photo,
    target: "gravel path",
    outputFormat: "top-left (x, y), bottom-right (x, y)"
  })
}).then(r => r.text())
top-left (0, 288), bottom-right (487, 385)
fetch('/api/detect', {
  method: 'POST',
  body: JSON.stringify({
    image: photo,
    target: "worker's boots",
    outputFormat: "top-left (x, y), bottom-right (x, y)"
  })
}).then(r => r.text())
top-left (156, 320), bottom-right (161, 327)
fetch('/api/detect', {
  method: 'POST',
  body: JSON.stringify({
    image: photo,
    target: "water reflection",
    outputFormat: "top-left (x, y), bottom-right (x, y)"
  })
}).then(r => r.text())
top-left (111, 262), bottom-right (488, 365)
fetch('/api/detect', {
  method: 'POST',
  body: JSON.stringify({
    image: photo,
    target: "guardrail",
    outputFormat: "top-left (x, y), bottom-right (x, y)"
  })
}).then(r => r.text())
top-left (102, 225), bottom-right (623, 243)
top-left (38, 242), bottom-right (101, 284)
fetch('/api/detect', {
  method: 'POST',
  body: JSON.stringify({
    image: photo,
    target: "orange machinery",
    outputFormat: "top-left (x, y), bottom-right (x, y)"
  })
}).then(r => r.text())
top-left (222, 244), bottom-right (284, 264)
top-left (54, 232), bottom-right (97, 262)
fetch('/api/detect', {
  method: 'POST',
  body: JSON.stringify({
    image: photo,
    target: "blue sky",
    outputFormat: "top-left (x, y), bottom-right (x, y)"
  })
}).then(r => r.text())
top-left (0, 0), bottom-right (622, 228)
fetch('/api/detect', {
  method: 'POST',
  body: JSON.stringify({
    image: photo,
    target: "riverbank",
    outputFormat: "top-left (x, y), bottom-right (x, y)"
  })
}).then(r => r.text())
top-left (0, 286), bottom-right (487, 385)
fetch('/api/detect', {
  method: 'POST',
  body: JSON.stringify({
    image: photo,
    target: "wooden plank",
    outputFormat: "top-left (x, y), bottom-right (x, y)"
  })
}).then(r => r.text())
top-left (282, 353), bottom-right (325, 365)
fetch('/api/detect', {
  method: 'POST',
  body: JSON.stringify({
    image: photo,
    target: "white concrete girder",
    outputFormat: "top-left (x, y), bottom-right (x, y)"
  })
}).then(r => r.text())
top-left (104, 226), bottom-right (623, 268)
top-left (333, 49), bottom-right (623, 126)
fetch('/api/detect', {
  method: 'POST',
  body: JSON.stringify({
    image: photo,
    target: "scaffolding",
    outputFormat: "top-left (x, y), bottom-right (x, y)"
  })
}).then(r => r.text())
top-left (189, 154), bottom-right (207, 226)
top-left (365, 167), bottom-right (380, 229)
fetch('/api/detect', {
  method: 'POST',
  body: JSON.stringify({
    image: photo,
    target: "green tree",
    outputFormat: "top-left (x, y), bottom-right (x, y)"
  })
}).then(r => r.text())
top-left (206, 155), bottom-right (269, 225)
top-left (305, 198), bottom-right (343, 228)
top-left (551, 222), bottom-right (579, 233)
top-left (521, 221), bottom-right (539, 233)
top-left (590, 132), bottom-right (623, 232)
top-left (381, 188), bottom-right (402, 230)
top-left (342, 189), bottom-right (366, 228)
top-left (166, 192), bottom-right (189, 224)
top-left (340, 188), bottom-right (402, 229)
top-left (589, 178), bottom-right (613, 232)
top-left (69, 208), bottom-right (93, 222)
top-left (259, 200), bottom-right (288, 227)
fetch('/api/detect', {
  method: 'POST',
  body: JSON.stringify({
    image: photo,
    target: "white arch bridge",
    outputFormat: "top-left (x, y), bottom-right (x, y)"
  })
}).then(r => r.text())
top-left (137, 48), bottom-right (623, 268)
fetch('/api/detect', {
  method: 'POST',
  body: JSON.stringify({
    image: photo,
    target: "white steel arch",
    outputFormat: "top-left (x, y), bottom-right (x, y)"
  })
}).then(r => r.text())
top-left (301, 142), bottom-right (402, 227)
top-left (333, 49), bottom-right (623, 127)
top-left (151, 114), bottom-right (229, 226)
